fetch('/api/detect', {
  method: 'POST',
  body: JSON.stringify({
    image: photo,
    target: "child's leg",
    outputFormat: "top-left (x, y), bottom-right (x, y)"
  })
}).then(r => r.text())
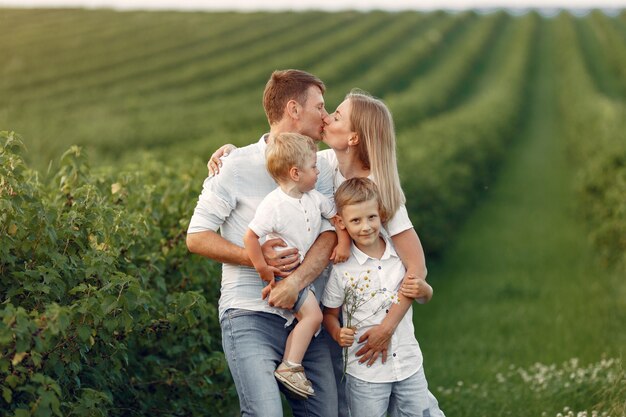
top-left (388, 367), bottom-right (445, 417)
top-left (283, 289), bottom-right (323, 364)
top-left (346, 374), bottom-right (391, 417)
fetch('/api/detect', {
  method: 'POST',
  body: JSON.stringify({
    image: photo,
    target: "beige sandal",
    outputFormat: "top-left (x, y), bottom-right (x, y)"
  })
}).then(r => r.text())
top-left (274, 362), bottom-right (315, 399)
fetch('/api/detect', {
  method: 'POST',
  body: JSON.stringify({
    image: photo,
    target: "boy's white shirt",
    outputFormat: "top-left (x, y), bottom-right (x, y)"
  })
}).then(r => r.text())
top-left (248, 187), bottom-right (336, 262)
top-left (317, 149), bottom-right (413, 237)
top-left (322, 234), bottom-right (423, 383)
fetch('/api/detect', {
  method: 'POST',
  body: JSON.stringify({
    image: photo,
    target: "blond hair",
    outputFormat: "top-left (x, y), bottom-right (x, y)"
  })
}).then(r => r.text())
top-left (266, 133), bottom-right (317, 183)
top-left (334, 177), bottom-right (389, 223)
top-left (263, 69), bottom-right (326, 126)
top-left (347, 89), bottom-right (406, 220)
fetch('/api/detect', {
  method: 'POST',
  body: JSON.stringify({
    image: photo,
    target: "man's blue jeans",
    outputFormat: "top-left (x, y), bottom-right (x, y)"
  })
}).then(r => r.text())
top-left (221, 309), bottom-right (338, 417)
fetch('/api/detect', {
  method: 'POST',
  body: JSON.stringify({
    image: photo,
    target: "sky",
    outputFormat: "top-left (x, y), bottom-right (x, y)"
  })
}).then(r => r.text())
top-left (1, 0), bottom-right (624, 11)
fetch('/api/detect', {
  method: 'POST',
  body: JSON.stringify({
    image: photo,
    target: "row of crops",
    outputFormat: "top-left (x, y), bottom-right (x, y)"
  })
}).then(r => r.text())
top-left (554, 12), bottom-right (626, 271)
top-left (1, 7), bottom-right (625, 416)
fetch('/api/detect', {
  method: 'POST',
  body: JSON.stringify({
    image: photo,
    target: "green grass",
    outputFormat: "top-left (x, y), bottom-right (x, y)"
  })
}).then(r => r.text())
top-left (415, 19), bottom-right (625, 416)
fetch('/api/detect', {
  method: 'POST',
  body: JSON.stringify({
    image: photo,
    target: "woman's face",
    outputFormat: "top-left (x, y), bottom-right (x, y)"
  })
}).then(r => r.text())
top-left (322, 98), bottom-right (356, 151)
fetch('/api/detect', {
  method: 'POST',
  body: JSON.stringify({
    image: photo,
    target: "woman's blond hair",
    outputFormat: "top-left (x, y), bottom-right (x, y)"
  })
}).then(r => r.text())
top-left (347, 89), bottom-right (405, 220)
top-left (266, 132), bottom-right (317, 183)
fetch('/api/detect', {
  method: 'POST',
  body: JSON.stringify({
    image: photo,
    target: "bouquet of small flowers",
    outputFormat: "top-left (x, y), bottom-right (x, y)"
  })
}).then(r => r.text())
top-left (341, 269), bottom-right (400, 377)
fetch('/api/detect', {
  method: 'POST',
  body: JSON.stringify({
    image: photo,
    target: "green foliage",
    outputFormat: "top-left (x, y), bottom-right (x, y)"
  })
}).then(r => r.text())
top-left (554, 14), bottom-right (626, 272)
top-left (397, 13), bottom-right (538, 254)
top-left (0, 132), bottom-right (237, 416)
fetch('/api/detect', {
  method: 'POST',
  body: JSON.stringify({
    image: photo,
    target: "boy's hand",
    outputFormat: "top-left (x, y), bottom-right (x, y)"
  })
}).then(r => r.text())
top-left (259, 266), bottom-right (279, 283)
top-left (335, 326), bottom-right (356, 347)
top-left (400, 274), bottom-right (433, 304)
top-left (330, 244), bottom-right (350, 264)
top-left (261, 279), bottom-right (275, 300)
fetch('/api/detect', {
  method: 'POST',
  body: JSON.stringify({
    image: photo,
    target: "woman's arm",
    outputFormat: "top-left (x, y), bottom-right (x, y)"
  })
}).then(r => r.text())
top-left (355, 228), bottom-right (432, 366)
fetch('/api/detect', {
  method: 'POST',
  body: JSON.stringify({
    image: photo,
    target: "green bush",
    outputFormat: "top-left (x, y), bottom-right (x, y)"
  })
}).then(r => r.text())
top-left (0, 131), bottom-right (237, 416)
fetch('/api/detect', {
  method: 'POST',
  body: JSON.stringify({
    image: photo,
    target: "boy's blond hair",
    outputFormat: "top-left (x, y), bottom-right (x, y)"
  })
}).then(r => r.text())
top-left (334, 177), bottom-right (389, 224)
top-left (266, 133), bottom-right (317, 183)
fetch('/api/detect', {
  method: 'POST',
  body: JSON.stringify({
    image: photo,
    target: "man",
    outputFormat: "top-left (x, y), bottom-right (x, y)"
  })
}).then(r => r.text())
top-left (186, 69), bottom-right (338, 416)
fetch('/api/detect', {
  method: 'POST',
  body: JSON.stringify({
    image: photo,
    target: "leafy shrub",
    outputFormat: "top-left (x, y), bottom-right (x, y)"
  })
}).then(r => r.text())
top-left (0, 131), bottom-right (237, 416)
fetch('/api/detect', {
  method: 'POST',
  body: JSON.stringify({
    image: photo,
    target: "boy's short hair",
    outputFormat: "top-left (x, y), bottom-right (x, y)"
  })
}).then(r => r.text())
top-left (334, 177), bottom-right (389, 223)
top-left (266, 133), bottom-right (317, 183)
top-left (263, 69), bottom-right (326, 125)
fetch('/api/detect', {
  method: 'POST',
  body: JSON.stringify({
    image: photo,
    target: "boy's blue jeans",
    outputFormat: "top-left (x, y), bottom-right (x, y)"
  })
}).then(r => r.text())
top-left (346, 366), bottom-right (445, 417)
top-left (221, 309), bottom-right (338, 417)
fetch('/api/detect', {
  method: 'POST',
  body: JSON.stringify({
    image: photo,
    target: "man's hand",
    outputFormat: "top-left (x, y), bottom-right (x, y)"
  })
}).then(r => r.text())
top-left (355, 324), bottom-right (393, 366)
top-left (267, 276), bottom-right (299, 309)
top-left (261, 238), bottom-right (300, 277)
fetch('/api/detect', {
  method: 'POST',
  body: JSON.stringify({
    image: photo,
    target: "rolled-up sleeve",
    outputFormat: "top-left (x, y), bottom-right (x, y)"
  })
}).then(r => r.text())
top-left (386, 204), bottom-right (413, 237)
top-left (188, 165), bottom-right (237, 234)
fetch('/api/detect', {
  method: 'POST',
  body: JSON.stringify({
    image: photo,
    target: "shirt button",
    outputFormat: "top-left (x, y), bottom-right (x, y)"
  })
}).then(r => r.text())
top-left (378, 266), bottom-right (382, 270)
top-left (385, 309), bottom-right (389, 313)
top-left (393, 353), bottom-right (397, 357)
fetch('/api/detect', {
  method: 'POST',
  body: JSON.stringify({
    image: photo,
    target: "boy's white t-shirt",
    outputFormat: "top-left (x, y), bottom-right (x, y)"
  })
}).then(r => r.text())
top-left (322, 234), bottom-right (423, 383)
top-left (248, 187), bottom-right (336, 260)
top-left (317, 149), bottom-right (413, 236)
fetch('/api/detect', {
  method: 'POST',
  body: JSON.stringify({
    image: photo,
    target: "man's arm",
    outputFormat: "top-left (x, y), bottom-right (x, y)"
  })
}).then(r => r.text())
top-left (187, 231), bottom-right (300, 275)
top-left (186, 230), bottom-right (252, 266)
top-left (268, 230), bottom-right (337, 309)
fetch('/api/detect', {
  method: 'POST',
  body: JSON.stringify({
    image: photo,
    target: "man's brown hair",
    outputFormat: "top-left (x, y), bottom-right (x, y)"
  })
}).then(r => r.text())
top-left (263, 69), bottom-right (326, 125)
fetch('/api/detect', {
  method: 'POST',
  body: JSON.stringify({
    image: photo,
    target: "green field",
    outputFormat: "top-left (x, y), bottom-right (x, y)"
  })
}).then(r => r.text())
top-left (1, 7), bottom-right (625, 417)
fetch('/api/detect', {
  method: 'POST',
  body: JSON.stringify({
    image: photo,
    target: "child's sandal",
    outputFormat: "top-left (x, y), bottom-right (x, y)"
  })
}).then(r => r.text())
top-left (274, 362), bottom-right (315, 399)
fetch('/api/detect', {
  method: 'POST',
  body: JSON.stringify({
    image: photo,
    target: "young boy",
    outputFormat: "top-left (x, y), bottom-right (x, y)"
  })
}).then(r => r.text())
top-left (322, 177), bottom-right (445, 417)
top-left (243, 132), bottom-right (342, 399)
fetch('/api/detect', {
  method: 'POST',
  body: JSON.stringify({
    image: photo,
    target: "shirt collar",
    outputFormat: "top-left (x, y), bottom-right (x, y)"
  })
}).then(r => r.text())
top-left (351, 234), bottom-right (398, 265)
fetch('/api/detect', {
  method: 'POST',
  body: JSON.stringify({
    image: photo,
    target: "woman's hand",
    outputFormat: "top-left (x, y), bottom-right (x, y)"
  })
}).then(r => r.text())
top-left (355, 324), bottom-right (393, 366)
top-left (207, 144), bottom-right (237, 176)
top-left (330, 241), bottom-right (351, 264)
top-left (400, 274), bottom-right (433, 304)
top-left (261, 238), bottom-right (300, 278)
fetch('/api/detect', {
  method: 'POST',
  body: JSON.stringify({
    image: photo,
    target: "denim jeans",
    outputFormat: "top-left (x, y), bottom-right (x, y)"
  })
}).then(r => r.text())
top-left (346, 367), bottom-right (445, 417)
top-left (221, 309), bottom-right (338, 417)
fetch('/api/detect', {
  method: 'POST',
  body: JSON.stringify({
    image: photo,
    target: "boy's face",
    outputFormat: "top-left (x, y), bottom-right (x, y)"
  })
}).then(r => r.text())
top-left (338, 198), bottom-right (382, 251)
top-left (296, 154), bottom-right (319, 192)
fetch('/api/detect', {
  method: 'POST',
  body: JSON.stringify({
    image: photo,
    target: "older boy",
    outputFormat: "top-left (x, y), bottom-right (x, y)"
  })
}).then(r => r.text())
top-left (322, 178), bottom-right (445, 417)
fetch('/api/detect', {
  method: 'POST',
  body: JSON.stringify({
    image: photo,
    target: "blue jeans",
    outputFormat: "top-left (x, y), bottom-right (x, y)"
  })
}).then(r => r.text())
top-left (221, 309), bottom-right (338, 417)
top-left (346, 367), bottom-right (445, 417)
